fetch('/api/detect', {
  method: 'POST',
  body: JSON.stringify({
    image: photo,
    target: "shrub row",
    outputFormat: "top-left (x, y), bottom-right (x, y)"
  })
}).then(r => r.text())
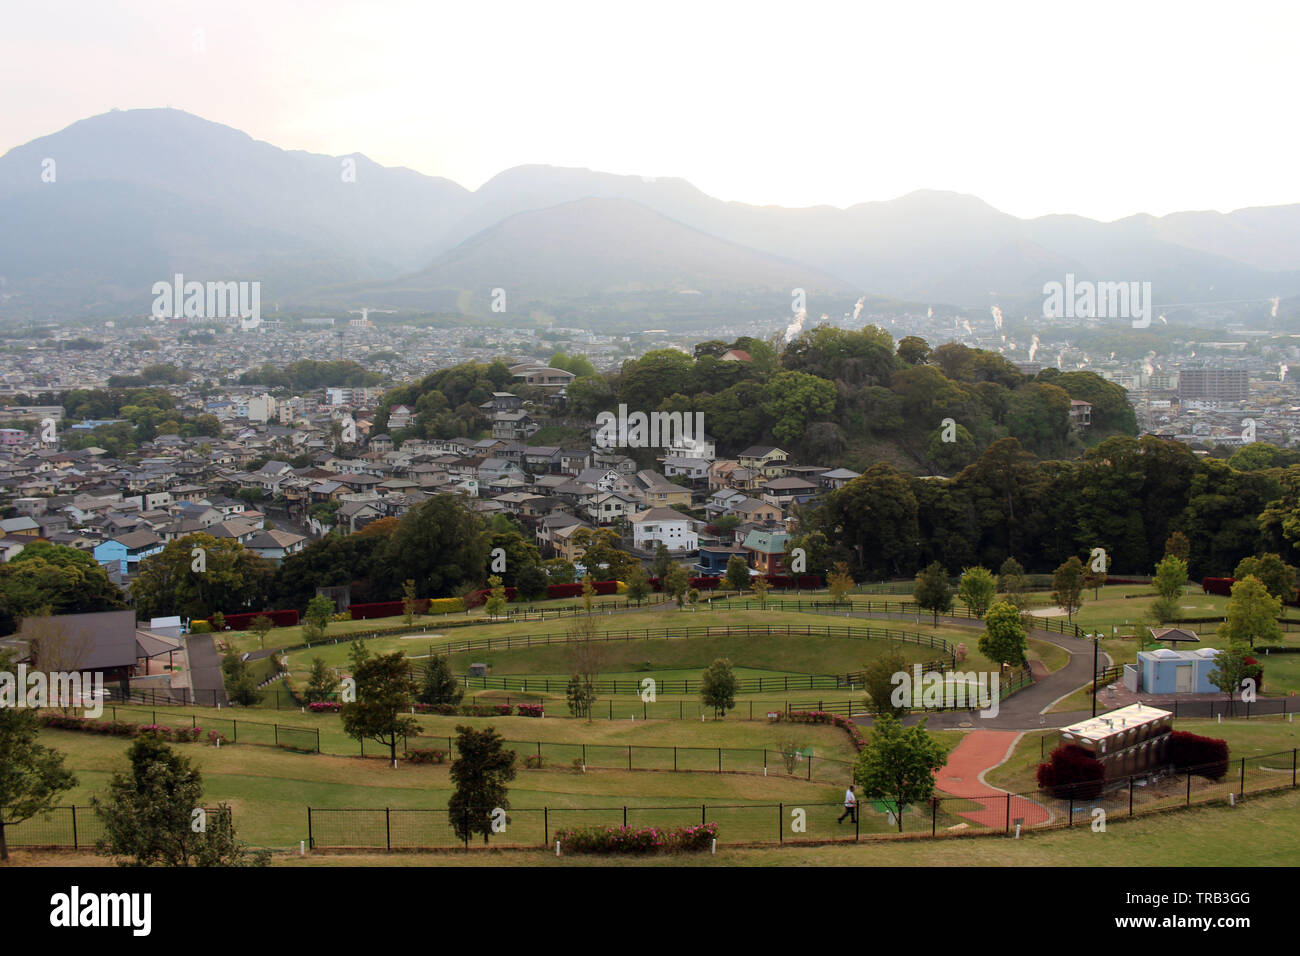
top-left (402, 748), bottom-right (449, 764)
top-left (555, 822), bottom-right (718, 854)
top-left (779, 710), bottom-right (866, 751)
top-left (40, 714), bottom-right (228, 745)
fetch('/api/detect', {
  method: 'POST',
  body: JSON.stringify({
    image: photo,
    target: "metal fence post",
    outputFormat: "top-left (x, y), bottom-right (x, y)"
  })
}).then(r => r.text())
top-left (1240, 757), bottom-right (1246, 799)
top-left (718, 748), bottom-right (722, 773)
top-left (307, 807), bottom-right (313, 849)
top-left (1006, 794), bottom-right (1011, 832)
top-left (1186, 771), bottom-right (1191, 806)
top-left (1129, 775), bottom-right (1134, 817)
top-left (1068, 796), bottom-right (1073, 826)
top-left (931, 798), bottom-right (936, 837)
top-left (71, 805), bottom-right (78, 850)
top-left (385, 807), bottom-right (391, 851)
top-left (779, 803), bottom-right (783, 843)
top-left (544, 807), bottom-right (548, 846)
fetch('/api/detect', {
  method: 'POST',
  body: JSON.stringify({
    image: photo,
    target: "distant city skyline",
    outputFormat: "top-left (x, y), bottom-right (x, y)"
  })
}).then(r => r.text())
top-left (3, 0), bottom-right (1298, 222)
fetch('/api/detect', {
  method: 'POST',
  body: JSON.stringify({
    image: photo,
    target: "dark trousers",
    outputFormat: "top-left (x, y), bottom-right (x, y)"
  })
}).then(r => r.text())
top-left (838, 804), bottom-right (856, 823)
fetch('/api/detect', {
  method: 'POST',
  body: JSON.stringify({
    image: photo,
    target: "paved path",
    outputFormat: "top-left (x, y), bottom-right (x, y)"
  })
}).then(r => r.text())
top-left (826, 608), bottom-right (1111, 731)
top-left (184, 634), bottom-right (229, 707)
top-left (934, 730), bottom-right (1052, 828)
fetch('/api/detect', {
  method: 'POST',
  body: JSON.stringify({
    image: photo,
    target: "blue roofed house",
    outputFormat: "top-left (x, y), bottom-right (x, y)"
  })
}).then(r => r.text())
top-left (93, 529), bottom-right (164, 577)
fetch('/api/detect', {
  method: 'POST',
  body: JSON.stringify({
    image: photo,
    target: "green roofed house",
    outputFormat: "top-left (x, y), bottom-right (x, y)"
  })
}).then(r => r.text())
top-left (741, 529), bottom-right (791, 574)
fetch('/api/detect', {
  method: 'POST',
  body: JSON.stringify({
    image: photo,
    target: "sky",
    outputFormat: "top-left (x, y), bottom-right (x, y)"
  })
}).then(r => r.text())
top-left (2, 0), bottom-right (1297, 222)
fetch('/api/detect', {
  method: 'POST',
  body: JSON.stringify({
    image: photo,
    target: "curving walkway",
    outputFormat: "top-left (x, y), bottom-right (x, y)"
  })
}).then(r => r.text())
top-left (934, 730), bottom-right (1051, 827)
top-left (828, 607), bottom-right (1112, 730)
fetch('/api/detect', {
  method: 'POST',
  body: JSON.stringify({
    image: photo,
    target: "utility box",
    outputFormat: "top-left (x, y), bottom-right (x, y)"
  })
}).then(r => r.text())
top-left (468, 663), bottom-right (488, 677)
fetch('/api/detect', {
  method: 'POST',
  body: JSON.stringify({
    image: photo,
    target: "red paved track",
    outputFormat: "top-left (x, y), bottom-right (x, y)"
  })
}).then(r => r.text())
top-left (935, 730), bottom-right (1051, 828)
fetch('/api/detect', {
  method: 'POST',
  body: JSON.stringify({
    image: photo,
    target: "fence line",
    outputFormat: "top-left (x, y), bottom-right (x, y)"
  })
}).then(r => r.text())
top-left (305, 748), bottom-right (1299, 850)
top-left (3, 805), bottom-right (232, 850)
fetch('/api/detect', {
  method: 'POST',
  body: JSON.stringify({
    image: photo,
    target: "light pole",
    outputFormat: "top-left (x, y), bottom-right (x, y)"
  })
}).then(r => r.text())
top-left (1091, 632), bottom-right (1100, 718)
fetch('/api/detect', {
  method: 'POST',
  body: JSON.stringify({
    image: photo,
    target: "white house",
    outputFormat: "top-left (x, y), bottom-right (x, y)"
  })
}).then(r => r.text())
top-left (629, 506), bottom-right (699, 552)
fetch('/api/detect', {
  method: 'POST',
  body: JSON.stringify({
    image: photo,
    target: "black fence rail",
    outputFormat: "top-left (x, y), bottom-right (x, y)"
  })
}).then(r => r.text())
top-left (306, 748), bottom-right (1300, 850)
top-left (399, 735), bottom-right (856, 782)
top-left (432, 622), bottom-right (958, 663)
top-left (77, 703), bottom-right (322, 752)
top-left (454, 666), bottom-right (943, 696)
top-left (4, 806), bottom-right (232, 850)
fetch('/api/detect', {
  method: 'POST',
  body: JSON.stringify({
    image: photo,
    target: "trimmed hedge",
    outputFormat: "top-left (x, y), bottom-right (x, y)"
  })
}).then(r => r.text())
top-left (1169, 730), bottom-right (1230, 780)
top-left (220, 609), bottom-right (300, 629)
top-left (39, 714), bottom-right (219, 744)
top-left (1036, 744), bottom-right (1105, 799)
top-left (555, 822), bottom-right (718, 854)
top-left (779, 710), bottom-right (866, 751)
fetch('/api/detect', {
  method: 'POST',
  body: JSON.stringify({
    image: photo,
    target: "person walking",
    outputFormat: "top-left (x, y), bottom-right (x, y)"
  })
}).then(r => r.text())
top-left (838, 784), bottom-right (857, 824)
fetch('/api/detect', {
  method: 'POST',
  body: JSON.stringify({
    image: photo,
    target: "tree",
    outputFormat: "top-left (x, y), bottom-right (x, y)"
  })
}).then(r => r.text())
top-left (1164, 530), bottom-right (1191, 563)
top-left (1233, 554), bottom-right (1297, 603)
top-left (220, 645), bottom-right (262, 706)
top-left (303, 595), bottom-right (335, 641)
top-left (418, 654), bottom-right (464, 707)
top-left (1217, 575), bottom-right (1282, 650)
top-left (485, 575), bottom-right (509, 618)
top-left (341, 652), bottom-right (420, 767)
top-left (751, 575), bottom-right (771, 609)
top-left (448, 725), bottom-right (517, 845)
top-left (624, 563), bottom-right (651, 606)
top-left (724, 554), bottom-right (751, 595)
top-left (957, 566), bottom-right (997, 618)
top-left (131, 534), bottom-right (272, 620)
top-left (652, 542), bottom-right (672, 581)
top-left (374, 494), bottom-right (490, 601)
top-left (0, 542), bottom-right (126, 622)
top-left (1152, 554), bottom-right (1188, 623)
top-left (827, 561), bottom-right (855, 603)
top-left (0, 657), bottom-right (77, 860)
top-left (249, 614), bottom-right (273, 649)
top-left (515, 563), bottom-right (550, 601)
top-left (979, 601), bottom-right (1028, 667)
top-left (663, 564), bottom-right (689, 608)
top-left (862, 651), bottom-right (910, 718)
top-left (402, 579), bottom-right (419, 625)
top-left (853, 714), bottom-right (947, 832)
top-left (210, 611), bottom-right (226, 632)
top-left (997, 557), bottom-right (1029, 608)
top-left (913, 561), bottom-right (953, 626)
top-left (1052, 556), bottom-right (1085, 622)
top-left (580, 575), bottom-right (596, 615)
top-left (94, 736), bottom-right (266, 866)
top-left (1083, 550), bottom-right (1109, 599)
top-left (570, 528), bottom-right (637, 581)
top-left (565, 617), bottom-right (603, 722)
top-left (1208, 641), bottom-right (1264, 713)
top-left (700, 658), bottom-right (738, 718)
top-left (304, 657), bottom-right (339, 704)
top-left (348, 639), bottom-right (371, 674)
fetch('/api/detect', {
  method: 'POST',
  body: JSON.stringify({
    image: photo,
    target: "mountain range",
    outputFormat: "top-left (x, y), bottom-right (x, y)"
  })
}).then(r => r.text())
top-left (2, 107), bottom-right (1299, 323)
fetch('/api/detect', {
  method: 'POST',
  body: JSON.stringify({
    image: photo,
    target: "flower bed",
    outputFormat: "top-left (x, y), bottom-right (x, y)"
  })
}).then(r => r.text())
top-left (309, 701), bottom-right (342, 712)
top-left (555, 822), bottom-right (718, 854)
top-left (458, 703), bottom-right (513, 717)
top-left (516, 704), bottom-right (544, 718)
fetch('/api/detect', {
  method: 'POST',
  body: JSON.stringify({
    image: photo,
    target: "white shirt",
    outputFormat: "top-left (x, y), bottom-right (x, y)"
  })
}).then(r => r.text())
top-left (844, 789), bottom-right (856, 806)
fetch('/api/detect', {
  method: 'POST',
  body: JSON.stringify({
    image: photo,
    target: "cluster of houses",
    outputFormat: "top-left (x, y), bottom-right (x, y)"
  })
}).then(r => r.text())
top-left (1, 371), bottom-right (865, 590)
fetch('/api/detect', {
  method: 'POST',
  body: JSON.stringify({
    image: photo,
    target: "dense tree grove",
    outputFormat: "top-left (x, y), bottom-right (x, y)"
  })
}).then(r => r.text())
top-left (800, 434), bottom-right (1300, 581)
top-left (365, 326), bottom-right (1136, 472)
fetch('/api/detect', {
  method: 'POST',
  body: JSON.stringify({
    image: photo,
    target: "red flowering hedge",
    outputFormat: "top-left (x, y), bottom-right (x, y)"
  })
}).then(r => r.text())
top-left (1201, 577), bottom-right (1234, 597)
top-left (555, 822), bottom-right (718, 854)
top-left (1036, 744), bottom-right (1106, 799)
top-left (1169, 730), bottom-right (1230, 780)
top-left (516, 703), bottom-right (544, 717)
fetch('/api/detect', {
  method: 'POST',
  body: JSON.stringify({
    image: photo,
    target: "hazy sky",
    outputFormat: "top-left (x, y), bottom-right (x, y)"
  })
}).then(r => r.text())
top-left (3, 0), bottom-right (1296, 221)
